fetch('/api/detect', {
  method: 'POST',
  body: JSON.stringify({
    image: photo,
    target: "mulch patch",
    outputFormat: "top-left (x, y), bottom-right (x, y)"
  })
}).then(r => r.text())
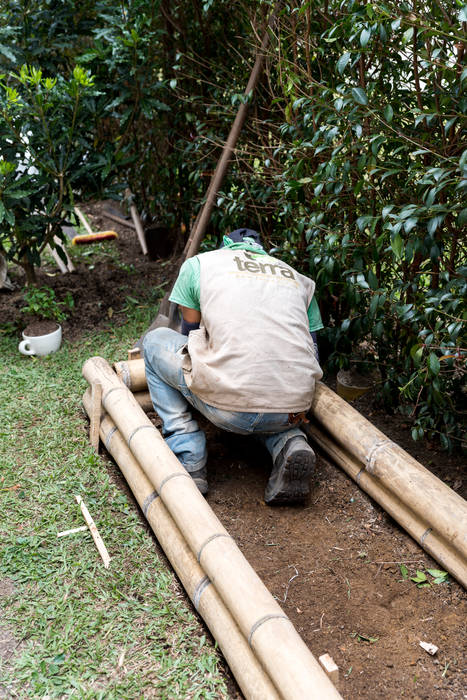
top-left (3, 201), bottom-right (465, 699)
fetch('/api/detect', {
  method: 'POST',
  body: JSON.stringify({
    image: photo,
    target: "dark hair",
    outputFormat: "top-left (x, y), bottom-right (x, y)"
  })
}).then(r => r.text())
top-left (224, 228), bottom-right (263, 246)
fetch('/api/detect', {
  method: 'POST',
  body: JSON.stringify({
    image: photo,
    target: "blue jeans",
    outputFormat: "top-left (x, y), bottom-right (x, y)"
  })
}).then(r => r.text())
top-left (143, 328), bottom-right (305, 475)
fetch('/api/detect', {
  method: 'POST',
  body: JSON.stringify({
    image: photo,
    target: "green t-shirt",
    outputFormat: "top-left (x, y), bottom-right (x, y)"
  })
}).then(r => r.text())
top-left (170, 237), bottom-right (324, 332)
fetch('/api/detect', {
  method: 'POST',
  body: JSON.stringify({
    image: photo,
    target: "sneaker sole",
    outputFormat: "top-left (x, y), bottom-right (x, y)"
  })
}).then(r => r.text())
top-left (265, 450), bottom-right (314, 505)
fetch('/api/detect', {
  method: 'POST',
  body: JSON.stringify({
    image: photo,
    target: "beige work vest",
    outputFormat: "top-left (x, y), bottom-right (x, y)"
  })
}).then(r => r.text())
top-left (182, 248), bottom-right (323, 412)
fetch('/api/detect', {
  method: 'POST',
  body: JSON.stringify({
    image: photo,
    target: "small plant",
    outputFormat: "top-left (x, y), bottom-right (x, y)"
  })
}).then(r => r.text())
top-left (400, 565), bottom-right (450, 588)
top-left (399, 564), bottom-right (409, 580)
top-left (20, 286), bottom-right (74, 323)
top-left (350, 631), bottom-right (379, 644)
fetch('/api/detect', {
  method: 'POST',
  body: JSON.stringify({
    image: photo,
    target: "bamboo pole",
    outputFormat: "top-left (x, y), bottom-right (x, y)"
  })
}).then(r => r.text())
top-left (135, 4), bottom-right (281, 345)
top-left (112, 358), bottom-right (467, 587)
top-left (89, 381), bottom-right (102, 452)
top-left (303, 423), bottom-right (467, 588)
top-left (114, 358), bottom-right (147, 392)
top-left (83, 387), bottom-right (153, 420)
top-left (53, 235), bottom-right (75, 272)
top-left (133, 390), bottom-right (153, 412)
top-left (310, 384), bottom-right (467, 566)
top-left (82, 390), bottom-right (280, 700)
top-left (182, 5), bottom-right (279, 261)
top-left (82, 356), bottom-right (342, 700)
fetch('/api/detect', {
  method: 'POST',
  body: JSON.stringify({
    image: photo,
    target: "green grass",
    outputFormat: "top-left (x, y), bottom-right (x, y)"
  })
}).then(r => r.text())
top-left (0, 306), bottom-right (231, 698)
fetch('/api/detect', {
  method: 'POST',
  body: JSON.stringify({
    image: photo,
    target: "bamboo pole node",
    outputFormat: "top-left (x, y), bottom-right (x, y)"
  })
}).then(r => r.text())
top-left (89, 381), bottom-right (103, 452)
top-left (197, 533), bottom-right (235, 563)
top-left (420, 527), bottom-right (432, 544)
top-left (365, 438), bottom-right (394, 473)
top-left (248, 614), bottom-right (290, 647)
top-left (114, 361), bottom-right (132, 389)
top-left (127, 424), bottom-right (158, 448)
top-left (75, 494), bottom-right (111, 568)
top-left (356, 467), bottom-right (365, 484)
top-left (102, 385), bottom-right (129, 406)
top-left (193, 575), bottom-right (211, 610)
top-left (142, 490), bottom-right (159, 516)
top-left (158, 471), bottom-right (191, 492)
top-left (104, 425), bottom-right (118, 450)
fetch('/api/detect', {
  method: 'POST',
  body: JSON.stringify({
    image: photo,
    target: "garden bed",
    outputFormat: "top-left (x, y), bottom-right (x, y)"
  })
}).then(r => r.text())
top-left (1, 202), bottom-right (465, 698)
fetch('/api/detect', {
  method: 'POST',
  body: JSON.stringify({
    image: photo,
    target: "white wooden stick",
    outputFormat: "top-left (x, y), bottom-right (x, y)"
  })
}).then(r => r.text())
top-left (53, 235), bottom-right (75, 272)
top-left (46, 244), bottom-right (68, 274)
top-left (89, 381), bottom-right (102, 452)
top-left (74, 206), bottom-right (94, 235)
top-left (129, 203), bottom-right (148, 255)
top-left (319, 654), bottom-right (339, 690)
top-left (75, 495), bottom-right (110, 568)
top-left (57, 525), bottom-right (88, 538)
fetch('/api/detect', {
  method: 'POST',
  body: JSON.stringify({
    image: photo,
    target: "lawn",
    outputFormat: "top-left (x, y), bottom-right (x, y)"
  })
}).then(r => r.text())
top-left (0, 308), bottom-right (231, 698)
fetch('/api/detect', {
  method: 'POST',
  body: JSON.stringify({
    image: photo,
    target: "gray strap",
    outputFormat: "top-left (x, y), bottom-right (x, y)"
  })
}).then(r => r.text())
top-left (193, 575), bottom-right (211, 611)
top-left (142, 490), bottom-right (159, 516)
top-left (248, 614), bottom-right (289, 647)
top-left (102, 385), bottom-right (126, 407)
top-left (159, 472), bottom-right (191, 492)
top-left (119, 363), bottom-right (131, 389)
top-left (127, 424), bottom-right (157, 448)
top-left (365, 439), bottom-right (393, 474)
top-left (420, 527), bottom-right (432, 544)
top-left (104, 426), bottom-right (118, 449)
top-left (197, 533), bottom-right (233, 563)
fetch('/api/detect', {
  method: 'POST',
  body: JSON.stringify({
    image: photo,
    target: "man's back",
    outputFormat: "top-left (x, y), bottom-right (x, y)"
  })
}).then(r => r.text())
top-left (182, 247), bottom-right (322, 412)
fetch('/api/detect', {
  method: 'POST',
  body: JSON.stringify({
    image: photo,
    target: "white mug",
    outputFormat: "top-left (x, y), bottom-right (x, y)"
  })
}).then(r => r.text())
top-left (18, 325), bottom-right (62, 356)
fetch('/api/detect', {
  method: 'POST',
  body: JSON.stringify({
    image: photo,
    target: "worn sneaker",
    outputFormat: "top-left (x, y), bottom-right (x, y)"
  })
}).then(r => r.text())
top-left (189, 468), bottom-right (209, 495)
top-left (264, 437), bottom-right (315, 505)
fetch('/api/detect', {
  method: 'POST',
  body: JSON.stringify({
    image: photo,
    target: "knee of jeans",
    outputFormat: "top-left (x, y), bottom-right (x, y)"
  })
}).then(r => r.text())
top-left (144, 327), bottom-right (168, 350)
top-left (143, 327), bottom-right (178, 360)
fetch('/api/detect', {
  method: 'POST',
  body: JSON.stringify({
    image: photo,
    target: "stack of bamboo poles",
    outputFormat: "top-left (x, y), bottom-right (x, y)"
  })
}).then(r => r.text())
top-left (82, 356), bottom-right (343, 700)
top-left (112, 357), bottom-right (467, 590)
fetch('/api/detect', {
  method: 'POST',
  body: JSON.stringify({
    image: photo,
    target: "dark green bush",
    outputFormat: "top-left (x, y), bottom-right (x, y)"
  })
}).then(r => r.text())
top-left (0, 64), bottom-right (102, 282)
top-left (0, 0), bottom-right (465, 448)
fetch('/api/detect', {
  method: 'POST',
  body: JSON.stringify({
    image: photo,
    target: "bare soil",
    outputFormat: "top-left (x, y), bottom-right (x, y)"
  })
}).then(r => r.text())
top-left (2, 201), bottom-right (465, 699)
top-left (23, 320), bottom-right (60, 336)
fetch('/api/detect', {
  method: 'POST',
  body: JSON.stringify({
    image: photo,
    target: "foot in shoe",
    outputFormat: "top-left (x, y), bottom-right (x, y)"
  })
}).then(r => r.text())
top-left (264, 438), bottom-right (315, 505)
top-left (188, 468), bottom-right (209, 495)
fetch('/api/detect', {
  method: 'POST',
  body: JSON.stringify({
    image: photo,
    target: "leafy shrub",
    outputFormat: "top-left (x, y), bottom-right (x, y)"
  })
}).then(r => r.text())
top-left (210, 1), bottom-right (467, 450)
top-left (1, 0), bottom-right (464, 448)
top-left (0, 64), bottom-right (99, 282)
